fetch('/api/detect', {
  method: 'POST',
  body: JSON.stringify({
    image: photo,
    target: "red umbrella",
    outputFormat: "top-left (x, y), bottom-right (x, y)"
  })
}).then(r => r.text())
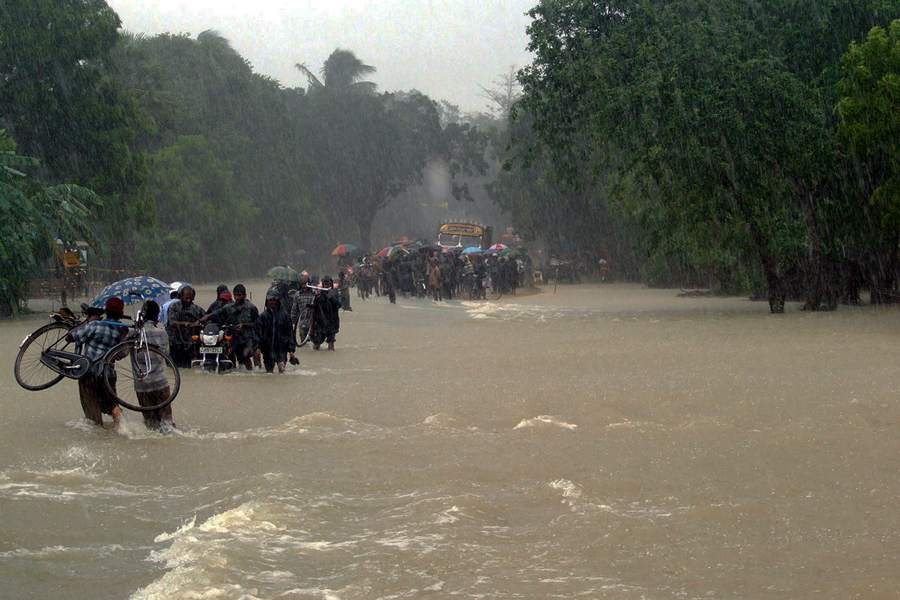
top-left (488, 243), bottom-right (507, 251)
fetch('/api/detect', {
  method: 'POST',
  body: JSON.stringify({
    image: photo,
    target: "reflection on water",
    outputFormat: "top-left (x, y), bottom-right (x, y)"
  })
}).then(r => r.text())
top-left (1, 283), bottom-right (900, 599)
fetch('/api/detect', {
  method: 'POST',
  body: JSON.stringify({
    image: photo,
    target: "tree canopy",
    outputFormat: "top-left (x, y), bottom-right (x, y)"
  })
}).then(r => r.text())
top-left (512, 0), bottom-right (900, 309)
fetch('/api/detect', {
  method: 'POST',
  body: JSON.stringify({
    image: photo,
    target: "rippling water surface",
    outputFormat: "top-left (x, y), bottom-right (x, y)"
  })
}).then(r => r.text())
top-left (2, 283), bottom-right (900, 599)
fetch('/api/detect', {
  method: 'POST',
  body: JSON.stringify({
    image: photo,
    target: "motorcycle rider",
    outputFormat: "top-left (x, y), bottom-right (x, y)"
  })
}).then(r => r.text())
top-left (206, 284), bottom-right (230, 313)
top-left (200, 283), bottom-right (259, 370)
top-left (165, 285), bottom-right (204, 368)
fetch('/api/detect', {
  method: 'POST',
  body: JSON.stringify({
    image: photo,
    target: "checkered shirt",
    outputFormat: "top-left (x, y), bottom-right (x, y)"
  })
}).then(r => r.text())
top-left (69, 320), bottom-right (127, 364)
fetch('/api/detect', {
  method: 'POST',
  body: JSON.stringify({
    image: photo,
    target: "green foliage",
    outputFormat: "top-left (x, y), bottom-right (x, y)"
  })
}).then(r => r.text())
top-left (0, 129), bottom-right (101, 316)
top-left (837, 21), bottom-right (900, 230)
top-left (109, 31), bottom-right (329, 272)
top-left (139, 135), bottom-right (255, 281)
top-left (512, 0), bottom-right (900, 303)
top-left (0, 0), bottom-right (150, 271)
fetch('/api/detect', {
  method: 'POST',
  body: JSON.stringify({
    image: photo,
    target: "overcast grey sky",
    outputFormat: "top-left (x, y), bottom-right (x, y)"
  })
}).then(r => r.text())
top-left (106, 0), bottom-right (536, 113)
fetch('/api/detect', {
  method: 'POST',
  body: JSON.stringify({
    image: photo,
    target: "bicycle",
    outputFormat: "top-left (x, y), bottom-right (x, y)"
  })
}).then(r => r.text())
top-left (102, 314), bottom-right (181, 413)
top-left (466, 274), bottom-right (502, 300)
top-left (14, 304), bottom-right (101, 391)
top-left (292, 288), bottom-right (316, 347)
top-left (14, 303), bottom-right (180, 414)
top-left (294, 283), bottom-right (327, 347)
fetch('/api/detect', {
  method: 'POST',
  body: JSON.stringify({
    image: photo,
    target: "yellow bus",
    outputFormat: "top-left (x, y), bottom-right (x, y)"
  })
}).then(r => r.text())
top-left (436, 220), bottom-right (493, 250)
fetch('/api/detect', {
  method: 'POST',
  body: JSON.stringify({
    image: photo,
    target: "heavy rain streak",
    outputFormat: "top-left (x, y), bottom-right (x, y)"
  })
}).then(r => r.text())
top-left (2, 283), bottom-right (899, 599)
top-left (5, 0), bottom-right (900, 598)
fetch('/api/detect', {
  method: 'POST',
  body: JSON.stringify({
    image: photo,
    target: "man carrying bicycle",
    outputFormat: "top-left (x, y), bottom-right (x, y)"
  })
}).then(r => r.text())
top-left (125, 300), bottom-right (175, 431)
top-left (65, 297), bottom-right (128, 428)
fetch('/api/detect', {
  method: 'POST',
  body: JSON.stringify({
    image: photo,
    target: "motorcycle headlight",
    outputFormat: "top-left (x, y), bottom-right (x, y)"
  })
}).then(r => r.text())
top-left (202, 334), bottom-right (219, 345)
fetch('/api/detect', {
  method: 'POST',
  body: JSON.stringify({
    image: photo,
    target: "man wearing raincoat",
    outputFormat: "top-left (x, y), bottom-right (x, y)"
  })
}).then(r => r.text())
top-left (254, 289), bottom-right (296, 373)
top-left (200, 283), bottom-right (259, 370)
top-left (311, 275), bottom-right (342, 350)
top-left (165, 285), bottom-right (205, 368)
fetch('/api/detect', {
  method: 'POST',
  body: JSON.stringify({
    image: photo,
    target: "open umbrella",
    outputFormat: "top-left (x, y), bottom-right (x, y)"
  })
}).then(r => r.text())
top-left (377, 246), bottom-right (407, 259)
top-left (267, 266), bottom-right (302, 282)
top-left (332, 244), bottom-right (358, 255)
top-left (461, 246), bottom-right (482, 255)
top-left (388, 246), bottom-right (409, 260)
top-left (488, 243), bottom-right (508, 251)
top-left (91, 275), bottom-right (170, 308)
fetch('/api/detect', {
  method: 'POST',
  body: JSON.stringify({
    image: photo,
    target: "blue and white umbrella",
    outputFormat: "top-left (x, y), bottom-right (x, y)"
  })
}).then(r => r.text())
top-left (461, 246), bottom-right (482, 255)
top-left (91, 276), bottom-right (171, 308)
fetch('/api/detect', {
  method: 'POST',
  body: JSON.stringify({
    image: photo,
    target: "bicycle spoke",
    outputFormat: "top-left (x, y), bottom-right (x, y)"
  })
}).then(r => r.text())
top-left (14, 323), bottom-right (72, 391)
top-left (103, 342), bottom-right (180, 412)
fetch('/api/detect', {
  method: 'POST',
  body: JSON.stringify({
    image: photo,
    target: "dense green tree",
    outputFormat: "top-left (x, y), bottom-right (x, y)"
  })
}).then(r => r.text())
top-left (836, 20), bottom-right (900, 302)
top-left (138, 135), bottom-right (255, 281)
top-left (110, 31), bottom-right (327, 272)
top-left (0, 130), bottom-right (101, 316)
top-left (515, 0), bottom-right (900, 309)
top-left (0, 0), bottom-right (150, 270)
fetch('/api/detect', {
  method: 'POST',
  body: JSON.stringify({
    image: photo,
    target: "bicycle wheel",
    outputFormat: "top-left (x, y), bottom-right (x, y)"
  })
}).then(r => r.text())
top-left (102, 342), bottom-right (180, 412)
top-left (296, 306), bottom-right (313, 347)
top-left (14, 322), bottom-right (73, 391)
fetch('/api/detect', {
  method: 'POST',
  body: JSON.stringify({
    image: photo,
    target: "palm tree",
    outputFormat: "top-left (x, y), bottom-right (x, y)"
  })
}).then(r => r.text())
top-left (295, 48), bottom-right (377, 94)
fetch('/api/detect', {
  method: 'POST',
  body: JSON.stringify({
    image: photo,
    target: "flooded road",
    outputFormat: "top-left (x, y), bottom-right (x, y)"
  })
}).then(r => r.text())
top-left (2, 283), bottom-right (899, 599)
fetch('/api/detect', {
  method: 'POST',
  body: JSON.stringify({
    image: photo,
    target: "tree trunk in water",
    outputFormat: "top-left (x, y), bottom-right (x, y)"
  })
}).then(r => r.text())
top-left (870, 231), bottom-right (900, 304)
top-left (725, 179), bottom-right (785, 314)
top-left (793, 178), bottom-right (832, 311)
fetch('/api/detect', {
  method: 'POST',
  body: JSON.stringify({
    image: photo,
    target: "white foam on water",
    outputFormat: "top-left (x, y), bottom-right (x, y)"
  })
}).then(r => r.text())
top-left (422, 413), bottom-right (461, 428)
top-left (185, 412), bottom-right (382, 442)
top-left (374, 532), bottom-right (444, 552)
top-left (549, 479), bottom-right (582, 500)
top-left (436, 505), bottom-right (461, 524)
top-left (0, 544), bottom-right (67, 559)
top-left (0, 543), bottom-right (127, 560)
top-left (134, 499), bottom-right (354, 599)
top-left (0, 447), bottom-right (121, 502)
top-left (279, 588), bottom-right (347, 599)
top-left (606, 419), bottom-right (657, 430)
top-left (514, 415), bottom-right (578, 430)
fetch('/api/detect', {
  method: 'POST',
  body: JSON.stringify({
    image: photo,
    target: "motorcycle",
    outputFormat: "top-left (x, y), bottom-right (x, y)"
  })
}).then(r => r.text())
top-left (190, 322), bottom-right (235, 374)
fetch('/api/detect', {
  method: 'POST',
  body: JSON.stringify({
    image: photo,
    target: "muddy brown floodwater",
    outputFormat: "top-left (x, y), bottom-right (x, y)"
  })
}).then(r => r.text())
top-left (1, 282), bottom-right (899, 599)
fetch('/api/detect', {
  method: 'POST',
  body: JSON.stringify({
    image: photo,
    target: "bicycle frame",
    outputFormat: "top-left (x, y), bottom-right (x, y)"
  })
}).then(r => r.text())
top-left (40, 348), bottom-right (92, 380)
top-left (129, 326), bottom-right (154, 381)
